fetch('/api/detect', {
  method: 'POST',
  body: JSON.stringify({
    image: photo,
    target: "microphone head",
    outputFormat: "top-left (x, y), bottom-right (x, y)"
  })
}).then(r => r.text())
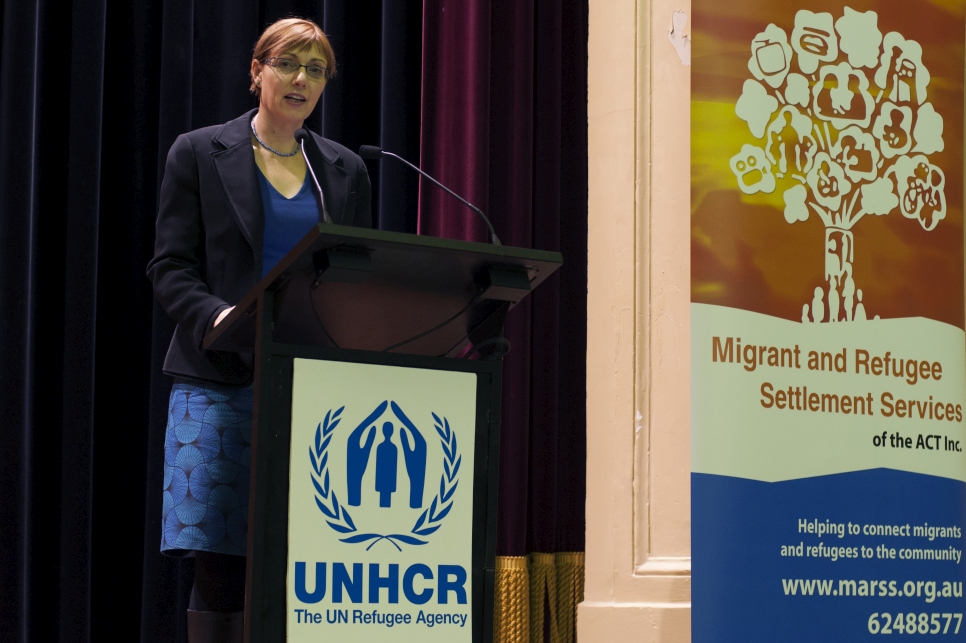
top-left (358, 145), bottom-right (384, 160)
top-left (294, 128), bottom-right (311, 145)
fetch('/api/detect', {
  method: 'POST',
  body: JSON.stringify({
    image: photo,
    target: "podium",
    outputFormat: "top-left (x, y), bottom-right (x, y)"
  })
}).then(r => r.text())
top-left (204, 223), bottom-right (562, 642)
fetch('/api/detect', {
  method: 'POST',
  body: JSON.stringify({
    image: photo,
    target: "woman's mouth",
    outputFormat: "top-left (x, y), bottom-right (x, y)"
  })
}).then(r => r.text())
top-left (285, 94), bottom-right (307, 105)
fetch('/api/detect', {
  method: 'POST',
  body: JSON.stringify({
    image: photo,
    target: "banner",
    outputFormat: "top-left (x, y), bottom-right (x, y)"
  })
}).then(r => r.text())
top-left (691, 1), bottom-right (966, 639)
top-left (287, 359), bottom-right (477, 642)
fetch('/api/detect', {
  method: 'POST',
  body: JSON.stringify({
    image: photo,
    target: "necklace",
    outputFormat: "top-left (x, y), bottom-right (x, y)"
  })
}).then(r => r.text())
top-left (250, 118), bottom-right (300, 157)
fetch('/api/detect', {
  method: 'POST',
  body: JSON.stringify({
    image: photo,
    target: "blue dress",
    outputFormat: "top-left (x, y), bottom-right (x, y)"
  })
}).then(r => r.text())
top-left (161, 168), bottom-right (318, 556)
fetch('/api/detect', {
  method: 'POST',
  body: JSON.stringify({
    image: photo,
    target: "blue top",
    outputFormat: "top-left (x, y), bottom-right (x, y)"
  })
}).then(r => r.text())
top-left (257, 169), bottom-right (319, 277)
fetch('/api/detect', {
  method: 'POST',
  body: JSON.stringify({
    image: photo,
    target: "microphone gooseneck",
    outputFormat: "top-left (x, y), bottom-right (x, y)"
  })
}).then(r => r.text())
top-left (360, 145), bottom-right (501, 245)
top-left (295, 128), bottom-right (331, 224)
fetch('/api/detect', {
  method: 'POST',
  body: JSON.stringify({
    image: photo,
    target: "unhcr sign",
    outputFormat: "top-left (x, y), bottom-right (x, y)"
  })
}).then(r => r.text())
top-left (286, 359), bottom-right (478, 642)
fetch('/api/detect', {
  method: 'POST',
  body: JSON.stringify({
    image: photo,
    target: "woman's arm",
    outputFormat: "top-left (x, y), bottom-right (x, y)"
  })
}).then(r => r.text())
top-left (147, 134), bottom-right (231, 348)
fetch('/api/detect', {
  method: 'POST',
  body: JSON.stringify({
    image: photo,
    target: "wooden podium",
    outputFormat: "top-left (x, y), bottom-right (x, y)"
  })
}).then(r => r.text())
top-left (204, 223), bottom-right (561, 642)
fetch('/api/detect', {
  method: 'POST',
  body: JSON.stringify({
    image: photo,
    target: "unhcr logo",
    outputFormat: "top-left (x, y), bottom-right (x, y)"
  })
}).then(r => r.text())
top-left (309, 401), bottom-right (461, 550)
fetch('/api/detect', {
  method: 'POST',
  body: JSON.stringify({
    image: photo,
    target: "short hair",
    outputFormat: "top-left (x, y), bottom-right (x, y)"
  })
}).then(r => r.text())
top-left (250, 18), bottom-right (336, 97)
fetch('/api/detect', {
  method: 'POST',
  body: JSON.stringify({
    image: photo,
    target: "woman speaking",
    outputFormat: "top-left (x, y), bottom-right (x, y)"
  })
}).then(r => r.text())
top-left (147, 18), bottom-right (370, 641)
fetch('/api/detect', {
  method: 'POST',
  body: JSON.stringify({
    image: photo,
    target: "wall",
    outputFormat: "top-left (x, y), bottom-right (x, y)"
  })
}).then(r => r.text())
top-left (579, 0), bottom-right (692, 640)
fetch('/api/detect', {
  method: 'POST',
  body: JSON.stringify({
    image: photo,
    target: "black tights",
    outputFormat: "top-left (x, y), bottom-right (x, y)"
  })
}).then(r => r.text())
top-left (189, 551), bottom-right (246, 612)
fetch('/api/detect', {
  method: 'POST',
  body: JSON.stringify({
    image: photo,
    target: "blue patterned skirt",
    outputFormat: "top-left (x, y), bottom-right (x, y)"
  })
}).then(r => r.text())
top-left (161, 379), bottom-right (253, 556)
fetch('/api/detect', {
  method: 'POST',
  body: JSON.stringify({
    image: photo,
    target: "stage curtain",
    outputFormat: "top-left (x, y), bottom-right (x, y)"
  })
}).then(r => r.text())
top-left (418, 0), bottom-right (588, 558)
top-left (0, 0), bottom-right (585, 640)
top-left (0, 1), bottom-right (420, 640)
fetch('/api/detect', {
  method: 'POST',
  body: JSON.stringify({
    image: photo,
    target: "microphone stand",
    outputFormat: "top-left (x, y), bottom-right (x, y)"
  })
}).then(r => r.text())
top-left (360, 145), bottom-right (501, 245)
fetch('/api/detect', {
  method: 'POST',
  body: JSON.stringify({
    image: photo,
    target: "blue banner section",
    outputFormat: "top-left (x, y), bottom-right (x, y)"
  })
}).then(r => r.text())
top-left (693, 470), bottom-right (966, 641)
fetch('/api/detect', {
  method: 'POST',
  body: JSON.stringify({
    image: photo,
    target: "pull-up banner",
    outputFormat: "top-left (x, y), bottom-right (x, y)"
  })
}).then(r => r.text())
top-left (691, 2), bottom-right (966, 640)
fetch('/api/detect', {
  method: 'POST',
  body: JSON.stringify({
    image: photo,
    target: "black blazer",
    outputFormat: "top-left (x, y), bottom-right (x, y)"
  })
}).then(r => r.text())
top-left (147, 109), bottom-right (372, 385)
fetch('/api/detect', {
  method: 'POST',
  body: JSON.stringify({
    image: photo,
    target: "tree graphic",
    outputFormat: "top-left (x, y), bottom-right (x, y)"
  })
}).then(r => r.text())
top-left (731, 7), bottom-right (946, 323)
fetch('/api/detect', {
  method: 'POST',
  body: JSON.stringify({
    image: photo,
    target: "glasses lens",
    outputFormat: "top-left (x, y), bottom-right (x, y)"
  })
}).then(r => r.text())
top-left (274, 58), bottom-right (298, 73)
top-left (306, 66), bottom-right (327, 80)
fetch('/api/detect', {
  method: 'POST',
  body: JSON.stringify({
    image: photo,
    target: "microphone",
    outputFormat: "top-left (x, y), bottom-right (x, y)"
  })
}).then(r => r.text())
top-left (359, 145), bottom-right (501, 245)
top-left (295, 128), bottom-right (331, 224)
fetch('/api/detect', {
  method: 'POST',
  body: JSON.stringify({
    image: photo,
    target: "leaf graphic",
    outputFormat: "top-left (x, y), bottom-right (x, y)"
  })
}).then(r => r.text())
top-left (342, 507), bottom-right (357, 531)
top-left (327, 521), bottom-right (355, 534)
top-left (433, 502), bottom-right (453, 523)
top-left (311, 474), bottom-right (326, 498)
top-left (389, 535), bottom-right (428, 546)
top-left (315, 497), bottom-right (336, 519)
top-left (413, 525), bottom-right (441, 536)
top-left (413, 509), bottom-right (429, 532)
top-left (442, 481), bottom-right (458, 503)
top-left (341, 533), bottom-right (382, 544)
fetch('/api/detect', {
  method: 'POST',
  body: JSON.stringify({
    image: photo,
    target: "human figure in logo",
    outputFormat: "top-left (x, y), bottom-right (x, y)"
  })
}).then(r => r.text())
top-left (346, 400), bottom-right (387, 506)
top-left (854, 289), bottom-right (868, 321)
top-left (811, 286), bottom-right (825, 324)
top-left (375, 422), bottom-right (398, 507)
top-left (390, 401), bottom-right (427, 508)
top-left (842, 266), bottom-right (855, 322)
top-left (828, 275), bottom-right (840, 323)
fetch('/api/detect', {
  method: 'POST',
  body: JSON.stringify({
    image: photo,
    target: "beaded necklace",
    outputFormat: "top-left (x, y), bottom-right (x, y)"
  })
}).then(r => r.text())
top-left (250, 117), bottom-right (300, 157)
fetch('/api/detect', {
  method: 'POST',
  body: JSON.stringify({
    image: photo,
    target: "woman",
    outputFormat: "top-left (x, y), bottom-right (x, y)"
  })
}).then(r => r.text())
top-left (147, 18), bottom-right (371, 641)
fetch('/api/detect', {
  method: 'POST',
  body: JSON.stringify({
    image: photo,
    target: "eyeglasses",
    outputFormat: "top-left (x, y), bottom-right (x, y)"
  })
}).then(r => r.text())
top-left (262, 57), bottom-right (334, 81)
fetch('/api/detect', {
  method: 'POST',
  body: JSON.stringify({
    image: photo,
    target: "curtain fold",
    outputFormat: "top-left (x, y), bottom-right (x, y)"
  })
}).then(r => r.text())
top-left (0, 1), bottom-right (41, 638)
top-left (377, 1), bottom-right (423, 232)
top-left (62, 0), bottom-right (107, 637)
top-left (417, 0), bottom-right (588, 558)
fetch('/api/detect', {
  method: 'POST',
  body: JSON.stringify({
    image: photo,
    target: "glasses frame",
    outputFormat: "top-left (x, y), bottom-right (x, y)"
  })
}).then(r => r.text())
top-left (261, 56), bottom-right (335, 81)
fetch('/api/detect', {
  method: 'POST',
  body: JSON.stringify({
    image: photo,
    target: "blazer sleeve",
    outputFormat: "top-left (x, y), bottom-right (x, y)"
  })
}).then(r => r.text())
top-left (146, 133), bottom-right (231, 350)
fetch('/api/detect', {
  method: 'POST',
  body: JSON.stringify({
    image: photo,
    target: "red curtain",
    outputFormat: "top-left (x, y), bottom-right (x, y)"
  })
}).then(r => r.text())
top-left (418, 0), bottom-right (587, 555)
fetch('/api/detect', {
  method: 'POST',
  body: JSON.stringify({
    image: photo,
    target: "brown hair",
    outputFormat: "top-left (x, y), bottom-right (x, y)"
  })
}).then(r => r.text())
top-left (250, 18), bottom-right (336, 97)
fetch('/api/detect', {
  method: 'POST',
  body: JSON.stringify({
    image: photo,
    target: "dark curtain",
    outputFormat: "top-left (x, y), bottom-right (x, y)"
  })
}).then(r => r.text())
top-left (0, 0), bottom-right (585, 640)
top-left (0, 1), bottom-right (421, 640)
top-left (419, 0), bottom-right (588, 555)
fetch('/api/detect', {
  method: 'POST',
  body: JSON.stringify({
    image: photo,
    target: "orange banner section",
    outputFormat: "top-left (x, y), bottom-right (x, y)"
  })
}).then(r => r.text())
top-left (692, 0), bottom-right (964, 328)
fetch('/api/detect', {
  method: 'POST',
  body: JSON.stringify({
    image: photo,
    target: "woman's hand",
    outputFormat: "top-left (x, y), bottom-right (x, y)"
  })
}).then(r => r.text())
top-left (213, 306), bottom-right (235, 328)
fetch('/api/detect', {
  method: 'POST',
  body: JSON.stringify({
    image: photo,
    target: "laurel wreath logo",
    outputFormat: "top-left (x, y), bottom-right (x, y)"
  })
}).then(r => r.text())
top-left (309, 406), bottom-right (460, 551)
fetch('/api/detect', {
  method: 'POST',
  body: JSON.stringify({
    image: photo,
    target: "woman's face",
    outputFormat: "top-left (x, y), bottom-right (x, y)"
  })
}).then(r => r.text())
top-left (251, 44), bottom-right (328, 127)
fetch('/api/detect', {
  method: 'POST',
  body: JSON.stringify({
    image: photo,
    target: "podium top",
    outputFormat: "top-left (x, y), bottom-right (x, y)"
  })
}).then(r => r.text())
top-left (203, 223), bottom-right (562, 357)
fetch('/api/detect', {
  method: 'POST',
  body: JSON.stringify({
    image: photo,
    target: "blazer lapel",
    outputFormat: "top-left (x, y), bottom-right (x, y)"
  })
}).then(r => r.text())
top-left (309, 135), bottom-right (350, 224)
top-left (207, 111), bottom-right (351, 265)
top-left (211, 110), bottom-right (263, 262)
